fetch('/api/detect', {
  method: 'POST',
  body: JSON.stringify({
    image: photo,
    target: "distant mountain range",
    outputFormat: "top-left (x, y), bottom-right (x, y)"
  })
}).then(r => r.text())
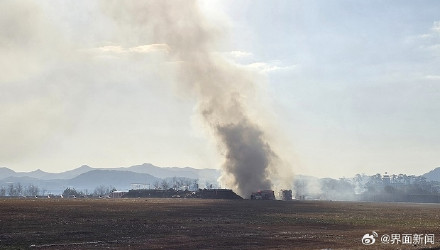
top-left (0, 163), bottom-right (220, 194)
top-left (422, 167), bottom-right (440, 182)
top-left (0, 165), bottom-right (94, 180)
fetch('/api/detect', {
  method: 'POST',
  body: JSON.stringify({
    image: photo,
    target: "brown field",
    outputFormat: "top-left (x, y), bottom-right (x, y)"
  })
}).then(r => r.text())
top-left (1, 198), bottom-right (440, 249)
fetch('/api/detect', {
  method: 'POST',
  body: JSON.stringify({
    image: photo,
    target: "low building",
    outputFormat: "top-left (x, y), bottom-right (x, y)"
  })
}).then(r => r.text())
top-left (109, 191), bottom-right (127, 198)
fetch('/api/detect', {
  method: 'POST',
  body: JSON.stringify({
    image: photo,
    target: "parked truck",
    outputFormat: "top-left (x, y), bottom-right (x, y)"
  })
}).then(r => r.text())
top-left (279, 189), bottom-right (293, 201)
top-left (250, 190), bottom-right (275, 200)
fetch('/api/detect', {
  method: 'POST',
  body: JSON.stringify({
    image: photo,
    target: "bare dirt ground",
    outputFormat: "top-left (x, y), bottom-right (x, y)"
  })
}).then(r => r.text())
top-left (1, 198), bottom-right (440, 249)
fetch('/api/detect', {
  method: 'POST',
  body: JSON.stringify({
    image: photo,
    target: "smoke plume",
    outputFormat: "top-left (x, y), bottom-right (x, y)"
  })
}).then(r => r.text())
top-left (103, 0), bottom-right (292, 197)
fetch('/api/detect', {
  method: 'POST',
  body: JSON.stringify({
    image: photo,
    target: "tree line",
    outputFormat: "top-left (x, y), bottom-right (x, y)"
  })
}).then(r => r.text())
top-left (152, 177), bottom-right (199, 190)
top-left (62, 185), bottom-right (117, 197)
top-left (0, 183), bottom-right (45, 197)
top-left (0, 177), bottom-right (209, 197)
top-left (0, 183), bottom-right (118, 197)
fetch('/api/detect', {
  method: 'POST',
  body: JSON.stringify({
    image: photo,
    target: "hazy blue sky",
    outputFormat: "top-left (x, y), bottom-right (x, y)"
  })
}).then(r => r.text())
top-left (1, 0), bottom-right (439, 178)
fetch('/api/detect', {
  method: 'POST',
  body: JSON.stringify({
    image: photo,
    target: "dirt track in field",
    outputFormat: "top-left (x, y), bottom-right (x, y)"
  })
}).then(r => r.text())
top-left (0, 198), bottom-right (439, 249)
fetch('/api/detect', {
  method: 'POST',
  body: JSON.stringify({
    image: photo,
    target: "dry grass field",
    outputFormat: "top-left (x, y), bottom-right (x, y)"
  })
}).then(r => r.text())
top-left (1, 198), bottom-right (440, 249)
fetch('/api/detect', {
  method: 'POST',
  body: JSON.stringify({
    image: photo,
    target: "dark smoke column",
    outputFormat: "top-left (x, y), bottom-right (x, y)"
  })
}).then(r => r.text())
top-left (103, 0), bottom-right (292, 198)
top-left (217, 120), bottom-right (275, 197)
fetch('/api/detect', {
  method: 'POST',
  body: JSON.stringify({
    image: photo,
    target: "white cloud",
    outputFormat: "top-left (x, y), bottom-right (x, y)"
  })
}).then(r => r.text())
top-left (229, 50), bottom-right (253, 59)
top-left (413, 21), bottom-right (440, 40)
top-left (221, 50), bottom-right (296, 74)
top-left (128, 44), bottom-right (170, 54)
top-left (432, 21), bottom-right (440, 33)
top-left (425, 75), bottom-right (440, 80)
top-left (94, 43), bottom-right (170, 54)
top-left (410, 21), bottom-right (440, 55)
top-left (97, 45), bottom-right (126, 53)
top-left (246, 62), bottom-right (296, 74)
top-left (427, 44), bottom-right (440, 51)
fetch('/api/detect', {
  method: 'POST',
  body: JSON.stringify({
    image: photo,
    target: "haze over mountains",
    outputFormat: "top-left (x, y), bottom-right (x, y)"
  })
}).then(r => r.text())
top-left (1, 162), bottom-right (439, 197)
top-left (0, 163), bottom-right (220, 194)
